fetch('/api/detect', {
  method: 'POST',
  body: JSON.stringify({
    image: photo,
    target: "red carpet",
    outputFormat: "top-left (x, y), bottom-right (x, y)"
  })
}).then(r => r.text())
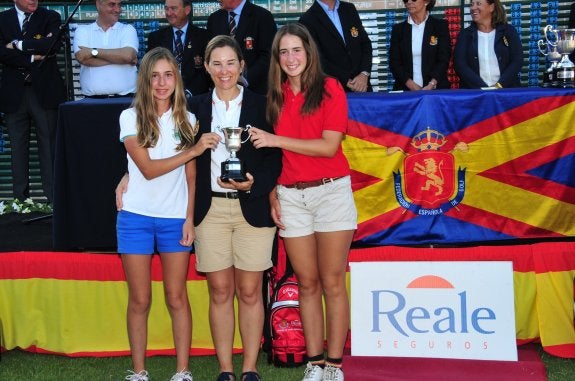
top-left (343, 344), bottom-right (547, 381)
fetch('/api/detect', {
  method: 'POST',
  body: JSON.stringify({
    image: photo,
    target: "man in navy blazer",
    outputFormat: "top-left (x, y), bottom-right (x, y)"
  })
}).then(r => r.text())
top-left (207, 0), bottom-right (276, 95)
top-left (0, 0), bottom-right (66, 202)
top-left (299, 0), bottom-right (372, 92)
top-left (187, 87), bottom-right (281, 229)
top-left (147, 0), bottom-right (211, 96)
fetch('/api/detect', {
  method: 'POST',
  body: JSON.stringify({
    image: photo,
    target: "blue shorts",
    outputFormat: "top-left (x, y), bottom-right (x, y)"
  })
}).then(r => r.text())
top-left (117, 210), bottom-right (191, 254)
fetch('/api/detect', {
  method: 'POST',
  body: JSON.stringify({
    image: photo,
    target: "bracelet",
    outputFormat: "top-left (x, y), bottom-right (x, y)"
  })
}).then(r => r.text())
top-left (361, 71), bottom-right (370, 78)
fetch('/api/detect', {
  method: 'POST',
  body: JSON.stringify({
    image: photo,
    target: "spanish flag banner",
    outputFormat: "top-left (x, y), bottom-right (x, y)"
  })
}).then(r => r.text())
top-left (345, 88), bottom-right (575, 245)
top-left (0, 252), bottom-right (242, 357)
top-left (1, 244), bottom-right (574, 358)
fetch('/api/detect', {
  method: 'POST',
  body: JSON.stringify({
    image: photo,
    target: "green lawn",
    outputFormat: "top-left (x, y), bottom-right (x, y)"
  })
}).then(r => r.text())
top-left (0, 347), bottom-right (574, 380)
top-left (0, 350), bottom-right (301, 381)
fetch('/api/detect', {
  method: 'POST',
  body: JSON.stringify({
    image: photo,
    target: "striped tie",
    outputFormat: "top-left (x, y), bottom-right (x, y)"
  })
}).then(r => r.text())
top-left (228, 11), bottom-right (237, 37)
top-left (174, 29), bottom-right (184, 66)
top-left (21, 12), bottom-right (32, 82)
top-left (22, 12), bottom-right (31, 36)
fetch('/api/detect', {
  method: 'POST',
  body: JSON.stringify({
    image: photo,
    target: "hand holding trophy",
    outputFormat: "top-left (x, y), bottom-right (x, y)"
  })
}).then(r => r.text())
top-left (218, 125), bottom-right (252, 182)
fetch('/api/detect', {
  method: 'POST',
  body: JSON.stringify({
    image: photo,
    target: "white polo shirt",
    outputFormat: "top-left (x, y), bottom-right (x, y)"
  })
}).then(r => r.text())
top-left (73, 21), bottom-right (139, 96)
top-left (119, 108), bottom-right (197, 218)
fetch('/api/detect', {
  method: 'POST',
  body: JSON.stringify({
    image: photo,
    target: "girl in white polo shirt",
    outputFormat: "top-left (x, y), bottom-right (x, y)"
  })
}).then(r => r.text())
top-left (117, 47), bottom-right (219, 381)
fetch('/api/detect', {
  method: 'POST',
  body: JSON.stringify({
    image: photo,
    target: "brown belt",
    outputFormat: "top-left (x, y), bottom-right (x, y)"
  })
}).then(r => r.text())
top-left (283, 176), bottom-right (344, 190)
top-left (211, 191), bottom-right (240, 199)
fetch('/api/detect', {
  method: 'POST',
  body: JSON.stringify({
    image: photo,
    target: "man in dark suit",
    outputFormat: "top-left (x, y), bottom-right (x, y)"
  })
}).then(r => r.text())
top-left (207, 0), bottom-right (276, 94)
top-left (147, 0), bottom-right (211, 97)
top-left (299, 0), bottom-right (372, 92)
top-left (0, 0), bottom-right (66, 202)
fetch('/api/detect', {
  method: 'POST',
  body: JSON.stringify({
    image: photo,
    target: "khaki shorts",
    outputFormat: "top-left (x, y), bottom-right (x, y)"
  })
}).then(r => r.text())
top-left (277, 176), bottom-right (357, 238)
top-left (194, 197), bottom-right (276, 272)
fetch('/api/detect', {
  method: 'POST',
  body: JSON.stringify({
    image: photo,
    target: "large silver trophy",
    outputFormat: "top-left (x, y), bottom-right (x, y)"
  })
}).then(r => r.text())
top-left (544, 25), bottom-right (575, 88)
top-left (538, 38), bottom-right (561, 87)
top-left (217, 125), bottom-right (252, 182)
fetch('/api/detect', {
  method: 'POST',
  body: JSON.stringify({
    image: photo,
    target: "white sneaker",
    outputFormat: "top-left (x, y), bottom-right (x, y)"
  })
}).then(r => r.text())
top-left (302, 362), bottom-right (324, 381)
top-left (170, 369), bottom-right (193, 381)
top-left (125, 370), bottom-right (149, 381)
top-left (322, 365), bottom-right (344, 381)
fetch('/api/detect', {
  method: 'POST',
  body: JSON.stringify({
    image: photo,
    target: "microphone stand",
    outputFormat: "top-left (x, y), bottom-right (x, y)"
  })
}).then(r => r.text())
top-left (23, 0), bottom-right (84, 225)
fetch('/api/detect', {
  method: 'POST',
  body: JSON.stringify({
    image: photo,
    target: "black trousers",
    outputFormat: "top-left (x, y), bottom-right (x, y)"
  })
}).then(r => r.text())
top-left (5, 86), bottom-right (57, 202)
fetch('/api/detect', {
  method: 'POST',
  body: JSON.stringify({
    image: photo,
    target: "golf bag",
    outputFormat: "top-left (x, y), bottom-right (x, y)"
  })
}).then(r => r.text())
top-left (263, 238), bottom-right (306, 367)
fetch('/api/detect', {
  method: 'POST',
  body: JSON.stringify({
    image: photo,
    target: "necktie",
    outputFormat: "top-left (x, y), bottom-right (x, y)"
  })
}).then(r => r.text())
top-left (228, 12), bottom-right (237, 37)
top-left (174, 29), bottom-right (184, 66)
top-left (22, 12), bottom-right (31, 36)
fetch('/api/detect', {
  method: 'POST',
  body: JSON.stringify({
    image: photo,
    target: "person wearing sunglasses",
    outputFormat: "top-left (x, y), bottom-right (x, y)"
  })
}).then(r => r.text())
top-left (388, 0), bottom-right (451, 91)
top-left (454, 0), bottom-right (523, 89)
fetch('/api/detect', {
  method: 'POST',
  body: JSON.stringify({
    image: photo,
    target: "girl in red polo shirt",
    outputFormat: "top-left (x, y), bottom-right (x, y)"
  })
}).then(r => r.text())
top-left (250, 23), bottom-right (357, 381)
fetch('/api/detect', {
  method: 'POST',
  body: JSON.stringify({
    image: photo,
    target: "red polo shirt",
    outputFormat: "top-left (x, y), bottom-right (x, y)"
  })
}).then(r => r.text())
top-left (276, 77), bottom-right (351, 185)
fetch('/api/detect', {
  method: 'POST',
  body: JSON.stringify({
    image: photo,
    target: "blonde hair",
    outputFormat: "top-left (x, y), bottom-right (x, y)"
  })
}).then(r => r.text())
top-left (266, 23), bottom-right (327, 127)
top-left (132, 47), bottom-right (196, 150)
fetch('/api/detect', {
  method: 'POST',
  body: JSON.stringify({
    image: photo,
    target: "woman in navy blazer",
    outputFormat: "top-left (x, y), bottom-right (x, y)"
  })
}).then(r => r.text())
top-left (188, 35), bottom-right (281, 381)
top-left (389, 0), bottom-right (451, 91)
top-left (189, 62), bottom-right (281, 231)
top-left (454, 0), bottom-right (523, 88)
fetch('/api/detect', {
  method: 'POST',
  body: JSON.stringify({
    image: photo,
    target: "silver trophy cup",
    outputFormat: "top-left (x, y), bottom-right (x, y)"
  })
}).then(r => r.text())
top-left (538, 38), bottom-right (562, 87)
top-left (218, 125), bottom-right (252, 182)
top-left (544, 26), bottom-right (575, 88)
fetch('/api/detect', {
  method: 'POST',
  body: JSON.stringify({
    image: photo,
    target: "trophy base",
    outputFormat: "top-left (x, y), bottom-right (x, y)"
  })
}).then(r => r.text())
top-left (553, 67), bottom-right (575, 88)
top-left (221, 159), bottom-right (247, 183)
top-left (542, 71), bottom-right (554, 87)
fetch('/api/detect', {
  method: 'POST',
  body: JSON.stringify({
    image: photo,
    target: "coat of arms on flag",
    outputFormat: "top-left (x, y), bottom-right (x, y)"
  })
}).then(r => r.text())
top-left (390, 127), bottom-right (467, 216)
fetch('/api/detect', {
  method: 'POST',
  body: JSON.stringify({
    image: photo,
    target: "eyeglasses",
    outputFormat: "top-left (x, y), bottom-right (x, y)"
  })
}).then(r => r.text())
top-left (402, 0), bottom-right (419, 3)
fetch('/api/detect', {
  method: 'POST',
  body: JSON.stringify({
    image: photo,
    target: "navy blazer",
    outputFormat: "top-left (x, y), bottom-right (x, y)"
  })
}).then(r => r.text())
top-left (388, 16), bottom-right (451, 90)
top-left (147, 24), bottom-right (211, 96)
top-left (454, 23), bottom-right (523, 88)
top-left (299, 1), bottom-right (372, 92)
top-left (0, 7), bottom-right (66, 113)
top-left (187, 88), bottom-right (282, 227)
top-left (207, 1), bottom-right (277, 95)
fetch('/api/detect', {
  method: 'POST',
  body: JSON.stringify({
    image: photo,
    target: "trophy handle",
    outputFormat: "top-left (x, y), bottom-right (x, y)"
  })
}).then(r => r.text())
top-left (241, 124), bottom-right (253, 144)
top-left (544, 25), bottom-right (558, 47)
top-left (538, 39), bottom-right (549, 56)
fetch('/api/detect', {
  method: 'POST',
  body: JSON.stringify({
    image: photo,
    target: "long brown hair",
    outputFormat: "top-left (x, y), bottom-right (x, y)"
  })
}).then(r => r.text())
top-left (266, 23), bottom-right (328, 127)
top-left (132, 47), bottom-right (196, 150)
top-left (489, 0), bottom-right (507, 25)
